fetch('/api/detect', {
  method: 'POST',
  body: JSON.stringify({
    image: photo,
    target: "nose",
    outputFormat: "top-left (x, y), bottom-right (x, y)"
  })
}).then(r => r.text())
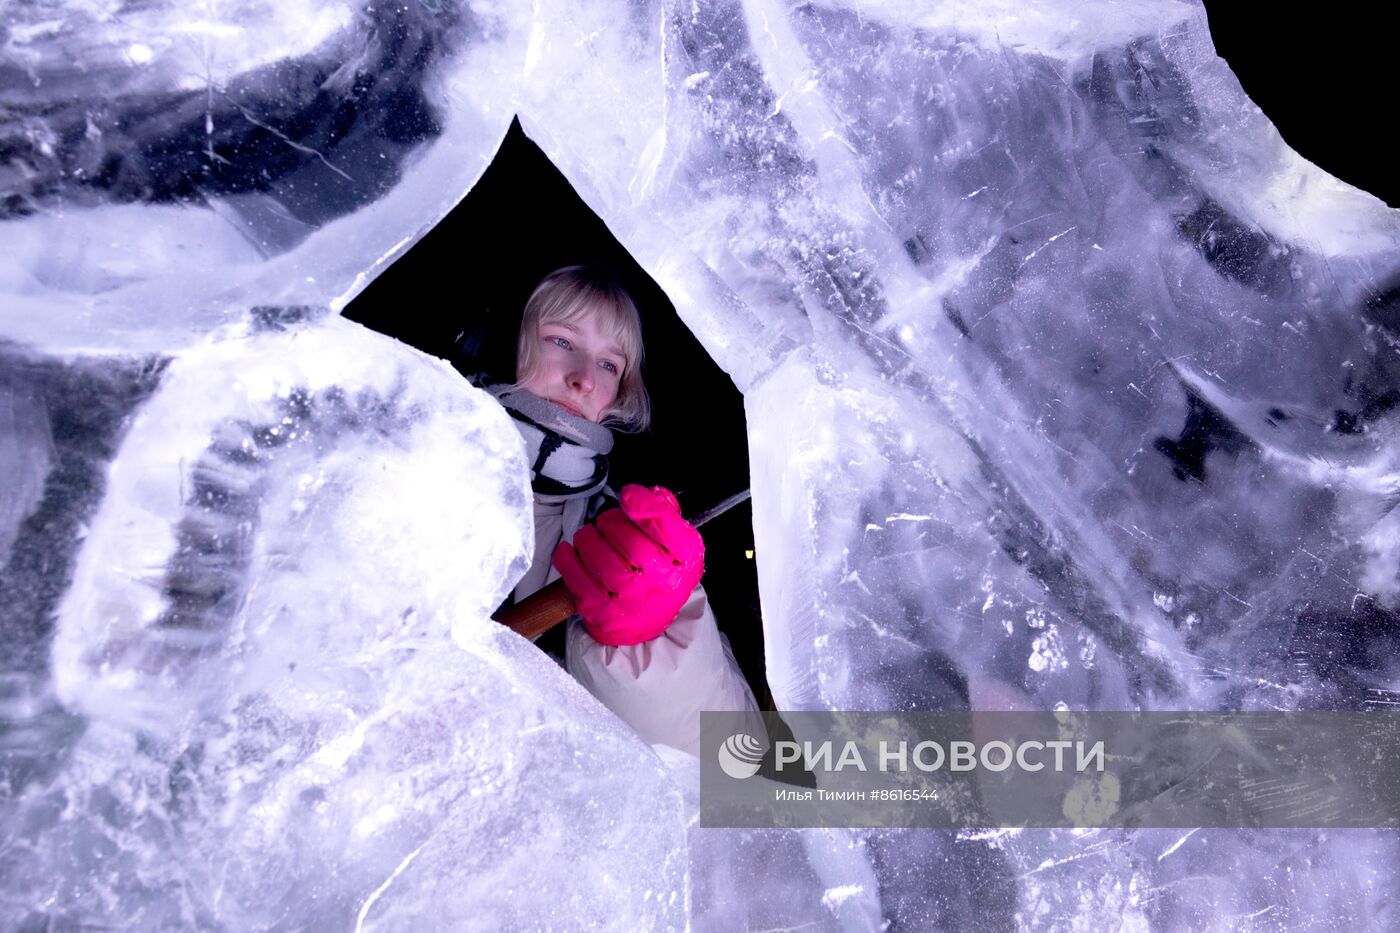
top-left (566, 359), bottom-right (595, 395)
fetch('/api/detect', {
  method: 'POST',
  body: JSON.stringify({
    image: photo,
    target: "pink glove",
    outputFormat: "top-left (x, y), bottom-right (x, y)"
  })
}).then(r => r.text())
top-left (552, 485), bottom-right (705, 646)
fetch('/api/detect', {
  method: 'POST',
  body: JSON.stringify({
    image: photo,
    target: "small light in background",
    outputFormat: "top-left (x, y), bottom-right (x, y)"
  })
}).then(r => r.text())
top-left (744, 549), bottom-right (754, 560)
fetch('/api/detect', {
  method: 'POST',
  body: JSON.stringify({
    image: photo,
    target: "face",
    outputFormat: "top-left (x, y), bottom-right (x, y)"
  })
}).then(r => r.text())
top-left (518, 310), bottom-right (626, 423)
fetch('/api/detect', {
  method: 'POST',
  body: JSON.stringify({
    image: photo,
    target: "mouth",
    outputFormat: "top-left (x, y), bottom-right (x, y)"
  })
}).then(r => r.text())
top-left (550, 399), bottom-right (587, 419)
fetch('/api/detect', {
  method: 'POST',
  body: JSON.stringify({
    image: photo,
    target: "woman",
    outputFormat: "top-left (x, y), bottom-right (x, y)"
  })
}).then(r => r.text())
top-left (486, 266), bottom-right (760, 755)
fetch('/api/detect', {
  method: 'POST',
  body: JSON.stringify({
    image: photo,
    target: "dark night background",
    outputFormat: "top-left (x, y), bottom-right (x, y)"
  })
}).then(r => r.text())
top-left (1203, 5), bottom-right (1396, 209)
top-left (346, 5), bottom-right (1394, 709)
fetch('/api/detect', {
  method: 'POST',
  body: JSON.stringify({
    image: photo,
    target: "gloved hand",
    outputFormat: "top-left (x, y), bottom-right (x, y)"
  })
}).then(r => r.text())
top-left (552, 484), bottom-right (705, 646)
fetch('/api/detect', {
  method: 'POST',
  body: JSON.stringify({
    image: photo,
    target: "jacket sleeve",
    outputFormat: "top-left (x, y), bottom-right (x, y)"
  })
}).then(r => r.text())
top-left (565, 582), bottom-right (763, 756)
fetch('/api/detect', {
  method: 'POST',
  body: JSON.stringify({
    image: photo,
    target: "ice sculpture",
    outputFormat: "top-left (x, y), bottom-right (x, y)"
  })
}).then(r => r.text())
top-left (4, 0), bottom-right (1400, 928)
top-left (2, 313), bottom-right (689, 928)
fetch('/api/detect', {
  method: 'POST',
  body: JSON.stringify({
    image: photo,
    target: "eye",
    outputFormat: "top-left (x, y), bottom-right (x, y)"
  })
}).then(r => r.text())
top-left (548, 335), bottom-right (573, 351)
top-left (599, 360), bottom-right (619, 375)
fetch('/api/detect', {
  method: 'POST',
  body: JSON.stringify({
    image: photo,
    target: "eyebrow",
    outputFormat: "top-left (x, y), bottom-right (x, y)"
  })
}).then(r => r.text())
top-left (546, 322), bottom-right (626, 362)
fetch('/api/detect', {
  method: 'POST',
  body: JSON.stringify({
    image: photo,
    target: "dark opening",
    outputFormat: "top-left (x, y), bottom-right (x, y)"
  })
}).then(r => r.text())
top-left (344, 118), bottom-right (773, 708)
top-left (1202, 3), bottom-right (1398, 209)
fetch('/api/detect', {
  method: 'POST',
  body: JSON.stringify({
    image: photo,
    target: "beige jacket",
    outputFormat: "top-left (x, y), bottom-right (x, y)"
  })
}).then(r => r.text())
top-left (519, 497), bottom-right (761, 756)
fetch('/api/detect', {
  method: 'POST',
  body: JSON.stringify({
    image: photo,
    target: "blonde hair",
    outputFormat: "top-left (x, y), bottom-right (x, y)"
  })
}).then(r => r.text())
top-left (515, 265), bottom-right (650, 431)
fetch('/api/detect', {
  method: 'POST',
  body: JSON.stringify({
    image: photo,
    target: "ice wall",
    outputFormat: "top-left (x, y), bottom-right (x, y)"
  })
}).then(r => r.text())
top-left (523, 3), bottom-right (1400, 923)
top-left (0, 313), bottom-right (689, 928)
top-left (4, 0), bottom-right (1400, 928)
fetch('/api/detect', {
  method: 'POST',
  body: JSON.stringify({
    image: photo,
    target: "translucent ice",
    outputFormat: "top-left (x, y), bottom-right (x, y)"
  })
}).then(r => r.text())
top-left (2, 316), bottom-right (687, 928)
top-left (4, 0), bottom-right (1400, 928)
